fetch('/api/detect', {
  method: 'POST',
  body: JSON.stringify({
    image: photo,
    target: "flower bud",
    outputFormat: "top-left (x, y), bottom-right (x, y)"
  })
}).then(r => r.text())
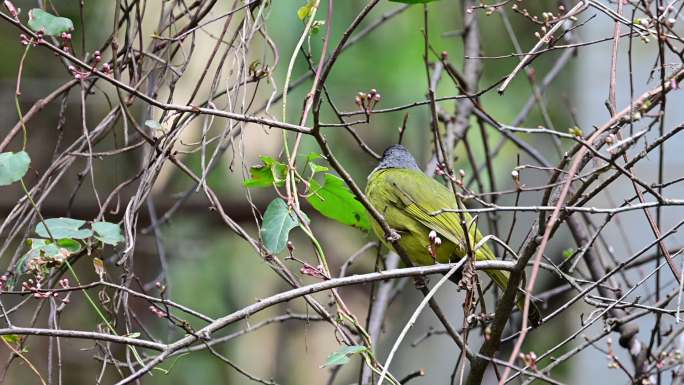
top-left (433, 236), bottom-right (442, 247)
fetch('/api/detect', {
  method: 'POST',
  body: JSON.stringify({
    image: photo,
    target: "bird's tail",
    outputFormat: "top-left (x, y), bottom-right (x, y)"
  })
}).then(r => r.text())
top-left (477, 247), bottom-right (542, 327)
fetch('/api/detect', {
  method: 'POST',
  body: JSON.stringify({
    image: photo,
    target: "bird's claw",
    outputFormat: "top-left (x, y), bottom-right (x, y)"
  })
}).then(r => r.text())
top-left (386, 230), bottom-right (401, 242)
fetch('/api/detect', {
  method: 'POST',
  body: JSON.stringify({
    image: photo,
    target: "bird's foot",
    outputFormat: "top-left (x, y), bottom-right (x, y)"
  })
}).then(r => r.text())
top-left (386, 229), bottom-right (401, 242)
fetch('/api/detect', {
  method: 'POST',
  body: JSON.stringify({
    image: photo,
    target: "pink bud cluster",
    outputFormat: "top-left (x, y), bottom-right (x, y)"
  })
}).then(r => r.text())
top-left (354, 88), bottom-right (381, 114)
top-left (68, 50), bottom-right (111, 79)
top-left (435, 163), bottom-right (464, 186)
top-left (518, 351), bottom-right (538, 371)
top-left (59, 278), bottom-right (70, 289)
top-left (19, 30), bottom-right (43, 46)
top-left (300, 263), bottom-right (327, 280)
top-left (68, 65), bottom-right (90, 80)
top-left (59, 31), bottom-right (72, 53)
top-left (22, 277), bottom-right (51, 299)
top-left (149, 305), bottom-right (166, 318)
top-left (19, 276), bottom-right (71, 303)
top-left (3, 0), bottom-right (20, 19)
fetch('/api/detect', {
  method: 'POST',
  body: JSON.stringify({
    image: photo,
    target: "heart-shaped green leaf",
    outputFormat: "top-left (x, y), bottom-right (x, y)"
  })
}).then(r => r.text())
top-left (35, 218), bottom-right (93, 239)
top-left (92, 221), bottom-right (124, 245)
top-left (307, 174), bottom-right (370, 231)
top-left (0, 151), bottom-right (30, 186)
top-left (260, 198), bottom-right (307, 253)
top-left (28, 9), bottom-right (74, 36)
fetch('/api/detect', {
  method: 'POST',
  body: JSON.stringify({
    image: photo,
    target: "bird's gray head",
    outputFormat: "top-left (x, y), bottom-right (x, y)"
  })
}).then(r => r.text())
top-left (373, 144), bottom-right (420, 173)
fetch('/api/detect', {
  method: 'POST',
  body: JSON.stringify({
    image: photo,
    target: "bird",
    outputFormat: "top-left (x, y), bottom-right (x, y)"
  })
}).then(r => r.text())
top-left (365, 144), bottom-right (541, 326)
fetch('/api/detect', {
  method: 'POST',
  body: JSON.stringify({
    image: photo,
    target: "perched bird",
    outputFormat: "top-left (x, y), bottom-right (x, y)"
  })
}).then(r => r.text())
top-left (365, 144), bottom-right (541, 326)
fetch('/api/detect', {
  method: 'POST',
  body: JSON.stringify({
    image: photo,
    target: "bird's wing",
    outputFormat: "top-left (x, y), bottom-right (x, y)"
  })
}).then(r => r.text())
top-left (384, 169), bottom-right (509, 291)
top-left (383, 169), bottom-right (478, 251)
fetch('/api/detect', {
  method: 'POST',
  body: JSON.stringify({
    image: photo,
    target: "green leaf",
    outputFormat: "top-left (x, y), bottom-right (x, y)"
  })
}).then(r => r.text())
top-left (35, 218), bottom-right (93, 239)
top-left (27, 238), bottom-right (49, 249)
top-left (27, 238), bottom-right (79, 256)
top-left (388, 0), bottom-right (441, 3)
top-left (311, 20), bottom-right (325, 35)
top-left (27, 9), bottom-right (74, 36)
top-left (92, 221), bottom-right (124, 245)
top-left (2, 335), bottom-right (21, 344)
top-left (297, 0), bottom-right (317, 21)
top-left (260, 198), bottom-right (306, 253)
top-left (17, 238), bottom-right (74, 274)
top-left (144, 120), bottom-right (161, 130)
top-left (243, 156), bottom-right (288, 188)
top-left (321, 345), bottom-right (368, 368)
top-left (26, 238), bottom-right (83, 256)
top-left (305, 152), bottom-right (328, 175)
top-left (309, 163), bottom-right (329, 174)
top-left (307, 174), bottom-right (370, 231)
top-left (56, 238), bottom-right (82, 253)
top-left (0, 151), bottom-right (30, 186)
top-left (562, 248), bottom-right (575, 260)
top-left (26, 238), bottom-right (60, 257)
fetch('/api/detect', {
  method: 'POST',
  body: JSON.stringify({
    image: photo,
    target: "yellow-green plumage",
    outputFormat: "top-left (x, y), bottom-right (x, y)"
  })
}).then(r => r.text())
top-left (365, 146), bottom-right (540, 326)
top-left (365, 168), bottom-right (508, 286)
